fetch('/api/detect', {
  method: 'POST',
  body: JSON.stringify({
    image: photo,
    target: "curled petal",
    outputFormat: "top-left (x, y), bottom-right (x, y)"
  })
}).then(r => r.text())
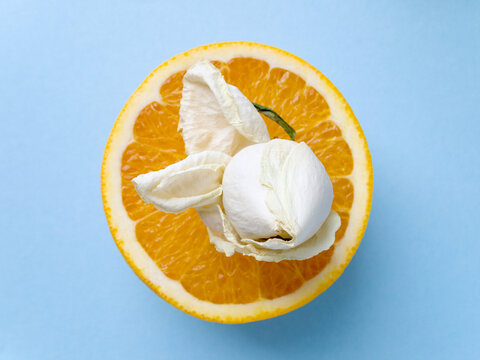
top-left (132, 151), bottom-right (231, 213)
top-left (239, 211), bottom-right (340, 261)
top-left (209, 207), bottom-right (340, 262)
top-left (196, 203), bottom-right (224, 233)
top-left (260, 139), bottom-right (333, 247)
top-left (207, 228), bottom-right (237, 257)
top-left (179, 61), bottom-right (270, 156)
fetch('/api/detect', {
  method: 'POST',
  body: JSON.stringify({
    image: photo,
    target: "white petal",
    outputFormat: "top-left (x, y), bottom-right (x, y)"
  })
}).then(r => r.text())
top-left (260, 139), bottom-right (333, 248)
top-left (132, 151), bottom-right (231, 213)
top-left (260, 139), bottom-right (298, 238)
top-left (207, 227), bottom-right (236, 257)
top-left (240, 211), bottom-right (340, 262)
top-left (208, 208), bottom-right (340, 262)
top-left (196, 204), bottom-right (224, 233)
top-left (277, 141), bottom-right (333, 245)
top-left (205, 206), bottom-right (245, 257)
top-left (222, 143), bottom-right (279, 239)
top-left (179, 61), bottom-right (270, 156)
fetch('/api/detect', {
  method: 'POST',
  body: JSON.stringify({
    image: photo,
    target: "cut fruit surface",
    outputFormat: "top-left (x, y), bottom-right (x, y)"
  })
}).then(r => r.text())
top-left (101, 42), bottom-right (373, 323)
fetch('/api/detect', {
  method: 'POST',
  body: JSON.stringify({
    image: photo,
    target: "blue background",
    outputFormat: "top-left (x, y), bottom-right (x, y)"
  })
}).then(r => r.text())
top-left (1, 1), bottom-right (479, 359)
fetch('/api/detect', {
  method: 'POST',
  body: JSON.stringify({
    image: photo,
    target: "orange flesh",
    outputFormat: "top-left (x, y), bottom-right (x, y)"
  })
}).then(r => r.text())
top-left (120, 58), bottom-right (354, 304)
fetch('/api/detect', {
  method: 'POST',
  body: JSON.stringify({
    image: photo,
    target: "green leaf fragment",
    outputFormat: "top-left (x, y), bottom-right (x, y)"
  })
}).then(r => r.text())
top-left (252, 102), bottom-right (296, 141)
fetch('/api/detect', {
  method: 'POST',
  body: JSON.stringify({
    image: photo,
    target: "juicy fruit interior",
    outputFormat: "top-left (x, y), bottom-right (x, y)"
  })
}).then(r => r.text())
top-left (121, 58), bottom-right (354, 304)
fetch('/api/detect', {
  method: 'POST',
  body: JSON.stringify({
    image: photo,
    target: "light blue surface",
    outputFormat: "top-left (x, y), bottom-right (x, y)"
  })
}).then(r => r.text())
top-left (1, 1), bottom-right (479, 359)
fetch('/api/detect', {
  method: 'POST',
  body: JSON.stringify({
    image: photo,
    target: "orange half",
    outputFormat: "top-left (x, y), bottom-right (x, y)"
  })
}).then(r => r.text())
top-left (101, 42), bottom-right (373, 323)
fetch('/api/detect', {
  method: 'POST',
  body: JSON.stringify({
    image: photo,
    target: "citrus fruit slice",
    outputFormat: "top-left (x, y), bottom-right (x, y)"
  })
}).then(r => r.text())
top-left (101, 42), bottom-right (373, 323)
